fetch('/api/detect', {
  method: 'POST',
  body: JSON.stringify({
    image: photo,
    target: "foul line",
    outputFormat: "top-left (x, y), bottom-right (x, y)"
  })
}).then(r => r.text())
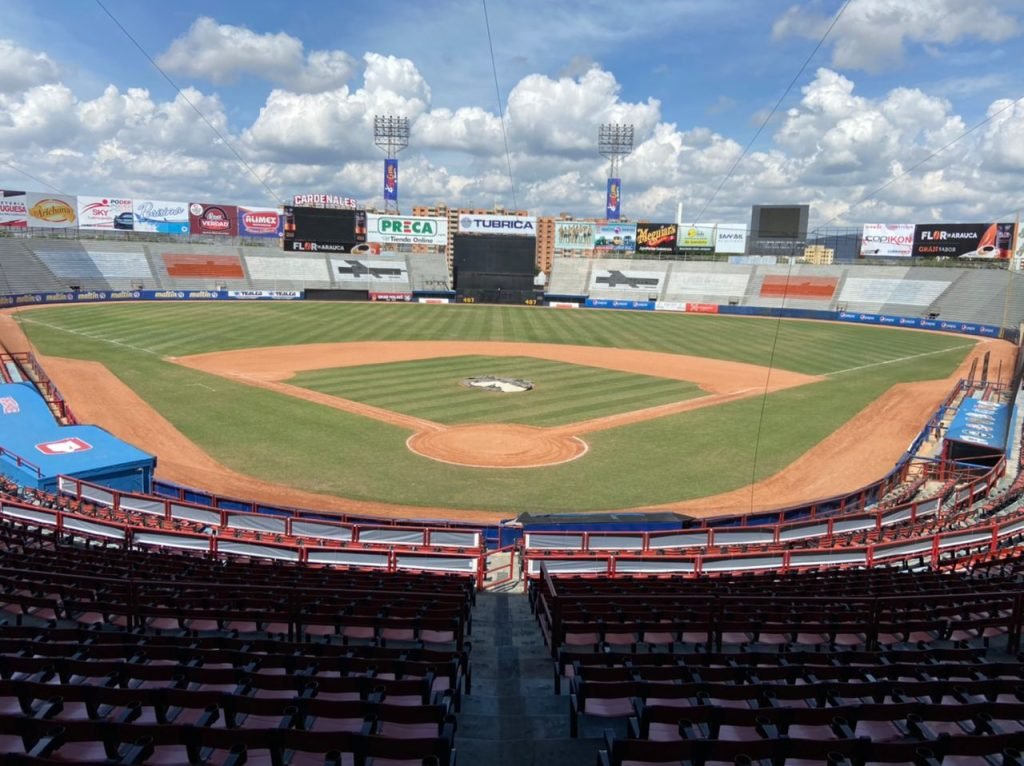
top-left (824, 342), bottom-right (978, 376)
top-left (16, 317), bottom-right (164, 357)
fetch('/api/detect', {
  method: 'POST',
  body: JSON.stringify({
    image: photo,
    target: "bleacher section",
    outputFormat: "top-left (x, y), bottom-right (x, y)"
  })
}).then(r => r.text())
top-left (244, 255), bottom-right (332, 290)
top-left (548, 257), bottom-right (1024, 325)
top-left (0, 239), bottom-right (452, 296)
top-left (0, 240), bottom-right (67, 294)
top-left (929, 268), bottom-right (1020, 326)
top-left (81, 246), bottom-right (155, 289)
top-left (0, 519), bottom-right (471, 765)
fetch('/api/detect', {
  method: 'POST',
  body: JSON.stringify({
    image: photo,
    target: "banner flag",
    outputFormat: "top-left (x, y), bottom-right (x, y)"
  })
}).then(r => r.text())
top-left (606, 178), bottom-right (621, 220)
top-left (384, 159), bottom-right (398, 202)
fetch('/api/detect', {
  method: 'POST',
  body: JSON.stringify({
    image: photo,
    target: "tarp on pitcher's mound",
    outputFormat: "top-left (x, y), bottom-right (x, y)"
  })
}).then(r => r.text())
top-left (0, 382), bottom-right (155, 493)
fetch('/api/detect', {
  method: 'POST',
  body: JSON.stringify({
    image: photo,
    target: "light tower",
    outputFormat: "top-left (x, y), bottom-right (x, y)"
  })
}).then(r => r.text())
top-left (597, 123), bottom-right (633, 220)
top-left (373, 115), bottom-right (409, 214)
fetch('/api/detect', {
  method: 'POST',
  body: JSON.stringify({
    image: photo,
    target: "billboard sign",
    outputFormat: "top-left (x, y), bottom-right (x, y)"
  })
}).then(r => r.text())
top-left (133, 200), bottom-right (190, 234)
top-left (368, 215), bottom-right (447, 246)
top-left (606, 177), bottom-right (621, 220)
top-left (189, 203), bottom-right (238, 236)
top-left (554, 221), bottom-right (596, 250)
top-left (77, 196), bottom-right (134, 231)
top-left (593, 223), bottom-right (637, 252)
top-left (237, 206), bottom-right (283, 239)
top-left (677, 223), bottom-right (715, 252)
top-left (291, 193), bottom-right (358, 209)
top-left (25, 193), bottom-right (78, 229)
top-left (384, 159), bottom-right (398, 202)
top-left (635, 222), bottom-right (677, 253)
top-left (457, 214), bottom-right (537, 236)
top-left (860, 223), bottom-right (914, 258)
top-left (0, 190), bottom-right (27, 228)
top-left (715, 224), bottom-right (747, 254)
top-left (912, 222), bottom-right (1016, 260)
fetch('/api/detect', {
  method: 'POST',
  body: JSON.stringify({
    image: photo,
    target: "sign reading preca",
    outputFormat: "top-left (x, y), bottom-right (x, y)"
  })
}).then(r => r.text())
top-left (367, 214), bottom-right (448, 246)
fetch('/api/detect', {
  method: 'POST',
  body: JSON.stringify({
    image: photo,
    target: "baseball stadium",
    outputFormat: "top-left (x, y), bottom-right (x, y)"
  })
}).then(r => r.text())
top-left (3, 4), bottom-right (1024, 765)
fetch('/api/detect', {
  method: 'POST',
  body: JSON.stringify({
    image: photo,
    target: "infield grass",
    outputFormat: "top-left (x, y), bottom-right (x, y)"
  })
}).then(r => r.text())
top-left (289, 355), bottom-right (704, 427)
top-left (16, 302), bottom-right (979, 513)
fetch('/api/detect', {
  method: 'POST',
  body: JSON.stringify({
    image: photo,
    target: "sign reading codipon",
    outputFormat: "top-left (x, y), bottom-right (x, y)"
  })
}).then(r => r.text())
top-left (367, 214), bottom-right (447, 246)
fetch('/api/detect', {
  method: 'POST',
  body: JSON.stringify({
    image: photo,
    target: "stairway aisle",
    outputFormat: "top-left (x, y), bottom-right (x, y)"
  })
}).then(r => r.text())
top-left (456, 591), bottom-right (601, 766)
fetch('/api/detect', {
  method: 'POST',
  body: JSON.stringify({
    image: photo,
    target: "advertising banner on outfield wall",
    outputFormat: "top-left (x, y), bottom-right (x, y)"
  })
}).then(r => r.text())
top-left (77, 196), bottom-right (134, 231)
top-left (237, 206), bottom-right (283, 239)
top-left (226, 290), bottom-right (301, 299)
top-left (188, 203), bottom-right (238, 236)
top-left (677, 224), bottom-right (715, 252)
top-left (554, 221), bottom-right (596, 250)
top-left (860, 223), bottom-right (914, 258)
top-left (0, 191), bottom-right (27, 228)
top-left (715, 224), bottom-right (747, 254)
top-left (132, 200), bottom-right (190, 234)
top-left (367, 215), bottom-right (448, 246)
top-left (912, 222), bottom-right (1016, 260)
top-left (635, 222), bottom-right (677, 253)
top-left (457, 213), bottom-right (537, 236)
top-left (0, 290), bottom-right (304, 307)
top-left (25, 193), bottom-right (78, 229)
top-left (593, 223), bottom-right (636, 252)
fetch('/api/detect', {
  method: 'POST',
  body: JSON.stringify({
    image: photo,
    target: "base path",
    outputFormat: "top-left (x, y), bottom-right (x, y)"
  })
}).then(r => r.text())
top-left (658, 339), bottom-right (1017, 517)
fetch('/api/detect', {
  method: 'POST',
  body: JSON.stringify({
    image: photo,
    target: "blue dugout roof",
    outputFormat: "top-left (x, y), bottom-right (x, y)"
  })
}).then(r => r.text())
top-left (0, 382), bottom-right (154, 490)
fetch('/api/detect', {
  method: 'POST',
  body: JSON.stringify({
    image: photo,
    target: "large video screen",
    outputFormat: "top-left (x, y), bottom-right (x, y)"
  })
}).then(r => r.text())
top-left (283, 206), bottom-right (367, 249)
top-left (755, 206), bottom-right (804, 239)
top-left (453, 234), bottom-right (535, 291)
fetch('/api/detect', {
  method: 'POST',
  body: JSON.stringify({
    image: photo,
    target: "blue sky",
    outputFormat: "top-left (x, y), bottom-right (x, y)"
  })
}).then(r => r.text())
top-left (1, 0), bottom-right (1022, 225)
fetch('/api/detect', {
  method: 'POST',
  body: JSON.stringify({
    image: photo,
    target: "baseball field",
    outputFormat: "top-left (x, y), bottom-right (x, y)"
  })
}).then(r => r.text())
top-left (8, 301), bottom-right (1002, 518)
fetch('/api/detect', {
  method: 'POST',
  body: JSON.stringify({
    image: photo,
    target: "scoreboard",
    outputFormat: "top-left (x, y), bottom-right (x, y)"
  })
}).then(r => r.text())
top-left (283, 207), bottom-right (367, 252)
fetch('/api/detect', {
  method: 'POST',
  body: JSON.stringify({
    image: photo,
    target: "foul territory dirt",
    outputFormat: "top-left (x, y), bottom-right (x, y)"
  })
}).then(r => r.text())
top-left (1, 312), bottom-right (1013, 522)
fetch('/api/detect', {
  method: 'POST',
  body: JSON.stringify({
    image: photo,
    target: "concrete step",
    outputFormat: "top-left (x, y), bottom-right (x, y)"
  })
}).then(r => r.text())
top-left (458, 591), bottom-right (599, 766)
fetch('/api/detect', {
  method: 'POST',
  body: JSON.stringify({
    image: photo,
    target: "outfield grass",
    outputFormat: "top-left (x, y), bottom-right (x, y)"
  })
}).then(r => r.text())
top-left (289, 355), bottom-right (704, 427)
top-left (16, 303), bottom-right (976, 513)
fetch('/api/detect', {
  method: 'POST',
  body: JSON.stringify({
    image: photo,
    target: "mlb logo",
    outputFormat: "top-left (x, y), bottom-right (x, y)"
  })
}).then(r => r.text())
top-left (0, 397), bottom-right (19, 415)
top-left (36, 437), bottom-right (92, 455)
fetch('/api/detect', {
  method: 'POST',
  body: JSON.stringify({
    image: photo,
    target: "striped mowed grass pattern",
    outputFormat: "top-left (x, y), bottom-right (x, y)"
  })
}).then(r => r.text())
top-left (289, 355), bottom-right (704, 427)
top-left (15, 303), bottom-right (978, 512)
top-left (17, 302), bottom-right (973, 376)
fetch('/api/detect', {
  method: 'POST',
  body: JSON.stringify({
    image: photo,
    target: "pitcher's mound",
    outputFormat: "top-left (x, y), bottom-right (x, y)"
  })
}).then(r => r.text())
top-left (407, 424), bottom-right (587, 469)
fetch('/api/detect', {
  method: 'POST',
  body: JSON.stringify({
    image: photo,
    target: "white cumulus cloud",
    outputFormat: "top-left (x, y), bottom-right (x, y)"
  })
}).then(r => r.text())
top-left (156, 17), bottom-right (357, 93)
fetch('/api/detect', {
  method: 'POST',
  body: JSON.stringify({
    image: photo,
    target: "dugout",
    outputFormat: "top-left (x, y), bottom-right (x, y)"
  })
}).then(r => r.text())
top-left (942, 396), bottom-right (1014, 471)
top-left (0, 383), bottom-right (155, 493)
